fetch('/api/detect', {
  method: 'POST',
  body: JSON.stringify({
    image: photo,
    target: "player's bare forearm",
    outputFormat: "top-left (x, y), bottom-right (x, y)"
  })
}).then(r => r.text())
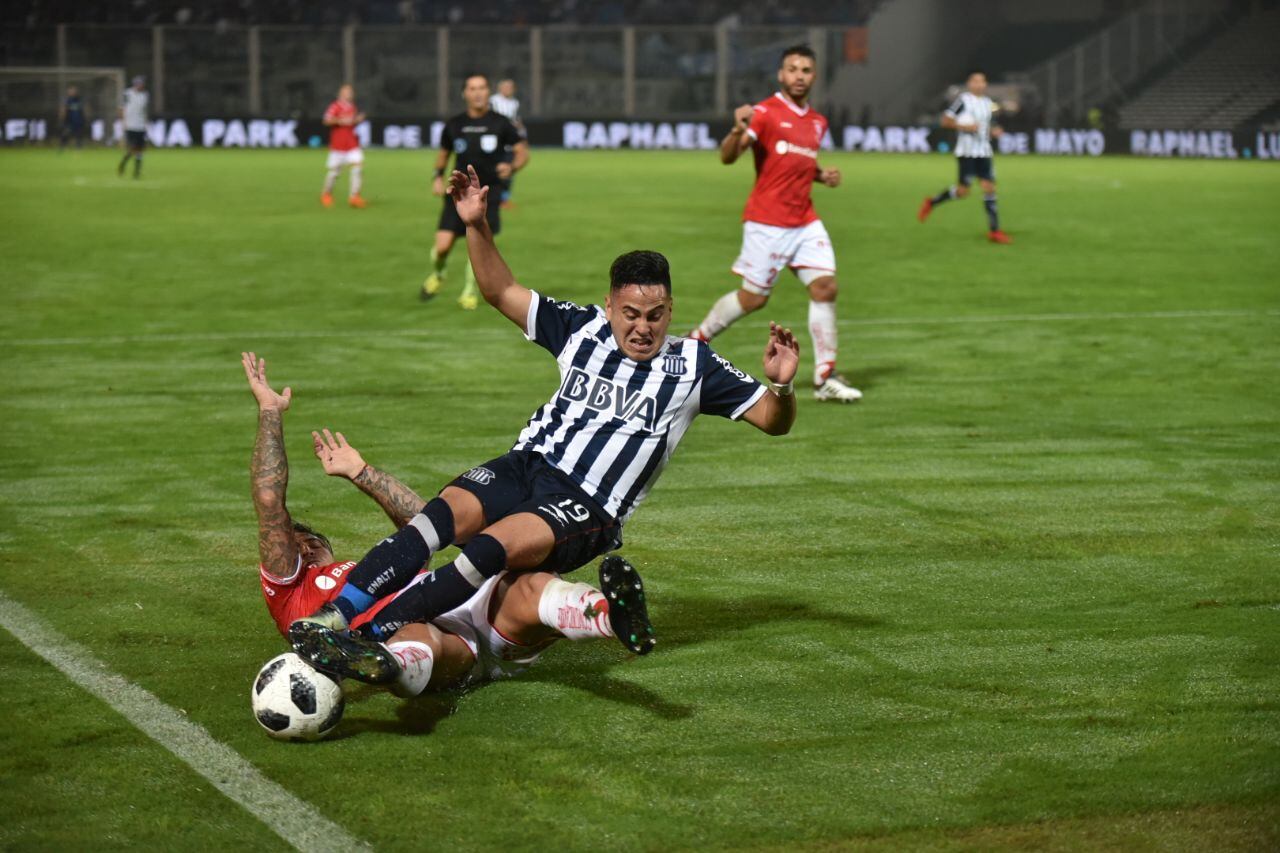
top-left (251, 408), bottom-right (298, 576)
top-left (465, 217), bottom-right (532, 327)
top-left (720, 130), bottom-right (749, 164)
top-left (511, 141), bottom-right (530, 172)
top-left (743, 389), bottom-right (796, 436)
top-left (352, 465), bottom-right (426, 528)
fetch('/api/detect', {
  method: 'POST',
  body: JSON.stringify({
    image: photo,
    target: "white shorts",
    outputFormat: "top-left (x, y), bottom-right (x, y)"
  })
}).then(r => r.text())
top-left (429, 571), bottom-right (553, 687)
top-left (732, 219), bottom-right (837, 295)
top-left (325, 148), bottom-right (364, 169)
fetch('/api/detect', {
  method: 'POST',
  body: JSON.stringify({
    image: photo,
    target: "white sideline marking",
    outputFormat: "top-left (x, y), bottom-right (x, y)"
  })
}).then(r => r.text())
top-left (5, 308), bottom-right (1276, 348)
top-left (0, 591), bottom-right (372, 853)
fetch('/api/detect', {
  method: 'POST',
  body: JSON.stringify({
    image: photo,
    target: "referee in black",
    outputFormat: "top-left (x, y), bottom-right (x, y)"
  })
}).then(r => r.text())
top-left (422, 72), bottom-right (529, 308)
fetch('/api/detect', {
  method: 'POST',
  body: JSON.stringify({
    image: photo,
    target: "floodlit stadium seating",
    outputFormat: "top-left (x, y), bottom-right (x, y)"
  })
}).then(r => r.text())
top-left (1119, 7), bottom-right (1280, 130)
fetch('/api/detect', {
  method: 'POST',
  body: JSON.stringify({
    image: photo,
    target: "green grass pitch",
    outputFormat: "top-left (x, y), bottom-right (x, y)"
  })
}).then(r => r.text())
top-left (1, 146), bottom-right (1278, 850)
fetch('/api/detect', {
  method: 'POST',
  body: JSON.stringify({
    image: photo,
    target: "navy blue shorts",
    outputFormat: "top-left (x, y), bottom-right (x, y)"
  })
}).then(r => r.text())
top-left (958, 157), bottom-right (994, 185)
top-left (125, 129), bottom-right (147, 150)
top-left (446, 450), bottom-right (620, 574)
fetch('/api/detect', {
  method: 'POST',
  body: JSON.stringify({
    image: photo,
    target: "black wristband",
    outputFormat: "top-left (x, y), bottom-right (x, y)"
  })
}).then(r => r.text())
top-left (433, 168), bottom-right (444, 178)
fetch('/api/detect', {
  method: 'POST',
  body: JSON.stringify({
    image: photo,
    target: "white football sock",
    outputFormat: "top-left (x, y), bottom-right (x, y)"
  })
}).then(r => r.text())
top-left (387, 640), bottom-right (434, 698)
top-left (323, 168), bottom-right (339, 194)
top-left (809, 300), bottom-right (838, 385)
top-left (349, 165), bottom-right (363, 197)
top-left (696, 289), bottom-right (749, 341)
top-left (537, 579), bottom-right (614, 641)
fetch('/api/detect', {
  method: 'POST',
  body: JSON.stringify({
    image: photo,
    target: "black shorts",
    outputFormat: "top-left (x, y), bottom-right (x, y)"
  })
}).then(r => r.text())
top-left (125, 129), bottom-right (147, 150)
top-left (446, 450), bottom-right (620, 574)
top-left (958, 157), bottom-right (994, 185)
top-left (438, 194), bottom-right (501, 236)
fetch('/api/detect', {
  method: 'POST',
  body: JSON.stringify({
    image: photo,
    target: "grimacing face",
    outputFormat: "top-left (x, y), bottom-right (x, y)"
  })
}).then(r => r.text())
top-left (295, 532), bottom-right (334, 570)
top-left (967, 73), bottom-right (988, 96)
top-left (464, 76), bottom-right (491, 111)
top-left (605, 284), bottom-right (673, 362)
top-left (777, 54), bottom-right (815, 103)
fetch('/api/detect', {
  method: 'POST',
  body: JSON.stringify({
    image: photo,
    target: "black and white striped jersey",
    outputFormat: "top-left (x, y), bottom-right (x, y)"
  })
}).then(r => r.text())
top-left (945, 92), bottom-right (996, 158)
top-left (512, 291), bottom-right (767, 524)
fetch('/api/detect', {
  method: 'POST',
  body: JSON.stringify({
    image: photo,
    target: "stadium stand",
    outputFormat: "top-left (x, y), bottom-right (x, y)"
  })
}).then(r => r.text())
top-left (1118, 6), bottom-right (1280, 129)
top-left (2, 0), bottom-right (875, 26)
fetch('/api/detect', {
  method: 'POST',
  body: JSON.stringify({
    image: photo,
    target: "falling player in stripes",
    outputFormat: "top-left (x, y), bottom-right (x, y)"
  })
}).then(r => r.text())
top-left (918, 71), bottom-right (1012, 244)
top-left (287, 165), bottom-right (800, 682)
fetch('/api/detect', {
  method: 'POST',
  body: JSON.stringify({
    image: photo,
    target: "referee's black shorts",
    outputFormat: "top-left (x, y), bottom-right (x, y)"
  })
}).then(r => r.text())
top-left (438, 194), bottom-right (502, 236)
top-left (125, 129), bottom-right (147, 150)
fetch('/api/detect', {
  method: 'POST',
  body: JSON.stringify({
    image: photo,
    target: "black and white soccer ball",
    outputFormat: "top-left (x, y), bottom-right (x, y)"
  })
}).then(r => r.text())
top-left (251, 652), bottom-right (344, 741)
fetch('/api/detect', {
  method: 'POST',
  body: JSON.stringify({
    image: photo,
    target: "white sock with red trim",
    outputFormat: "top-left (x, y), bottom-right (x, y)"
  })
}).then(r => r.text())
top-left (323, 168), bottom-right (339, 194)
top-left (387, 640), bottom-right (434, 698)
top-left (349, 165), bottom-right (363, 197)
top-left (537, 579), bottom-right (614, 641)
top-left (695, 290), bottom-right (748, 341)
top-left (809, 300), bottom-right (838, 385)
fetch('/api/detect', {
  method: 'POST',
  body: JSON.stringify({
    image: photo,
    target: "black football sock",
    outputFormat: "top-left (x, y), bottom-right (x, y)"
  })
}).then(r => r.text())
top-left (930, 186), bottom-right (956, 205)
top-left (984, 193), bottom-right (999, 231)
top-left (117, 153), bottom-right (130, 174)
top-left (330, 497), bottom-right (456, 624)
top-left (133, 155), bottom-right (142, 178)
top-left (362, 534), bottom-right (508, 640)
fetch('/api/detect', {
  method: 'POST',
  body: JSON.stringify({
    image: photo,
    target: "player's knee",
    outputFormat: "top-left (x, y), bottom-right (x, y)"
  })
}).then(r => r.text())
top-left (737, 288), bottom-right (769, 312)
top-left (439, 486), bottom-right (483, 541)
top-left (956, 185), bottom-right (971, 198)
top-left (806, 276), bottom-right (838, 302)
top-left (388, 621), bottom-right (444, 652)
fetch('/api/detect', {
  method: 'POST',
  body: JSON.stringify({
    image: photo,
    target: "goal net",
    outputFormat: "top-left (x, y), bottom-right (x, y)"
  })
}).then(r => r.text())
top-left (0, 66), bottom-right (124, 142)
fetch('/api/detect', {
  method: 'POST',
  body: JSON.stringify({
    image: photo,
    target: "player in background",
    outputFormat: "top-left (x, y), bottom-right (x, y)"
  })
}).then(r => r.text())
top-left (117, 76), bottom-right (148, 178)
top-left (488, 78), bottom-right (525, 207)
top-left (321, 84), bottom-right (367, 209)
top-left (59, 85), bottom-right (86, 151)
top-left (286, 165), bottom-right (798, 683)
top-left (689, 45), bottom-right (861, 404)
top-left (241, 351), bottom-right (643, 697)
top-left (421, 73), bottom-right (528, 309)
top-left (917, 71), bottom-right (1011, 244)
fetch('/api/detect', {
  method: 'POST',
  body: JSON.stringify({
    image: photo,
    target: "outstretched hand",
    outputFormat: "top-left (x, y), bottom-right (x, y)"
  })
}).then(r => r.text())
top-left (762, 322), bottom-right (800, 385)
top-left (241, 351), bottom-right (291, 412)
top-left (448, 165), bottom-right (489, 227)
top-left (312, 428), bottom-right (366, 479)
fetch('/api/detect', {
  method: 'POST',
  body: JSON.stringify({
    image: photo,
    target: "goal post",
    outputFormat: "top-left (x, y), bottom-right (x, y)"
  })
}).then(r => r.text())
top-left (0, 66), bottom-right (124, 141)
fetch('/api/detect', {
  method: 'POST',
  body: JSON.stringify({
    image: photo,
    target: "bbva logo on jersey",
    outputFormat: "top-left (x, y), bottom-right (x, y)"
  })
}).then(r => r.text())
top-left (560, 368), bottom-right (659, 430)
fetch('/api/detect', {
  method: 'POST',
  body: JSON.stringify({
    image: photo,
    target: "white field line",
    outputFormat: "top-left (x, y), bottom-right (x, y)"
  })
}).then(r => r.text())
top-left (5, 308), bottom-right (1277, 348)
top-left (0, 591), bottom-right (372, 853)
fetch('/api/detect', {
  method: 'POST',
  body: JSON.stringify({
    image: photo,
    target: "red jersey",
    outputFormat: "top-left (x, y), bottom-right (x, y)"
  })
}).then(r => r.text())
top-left (741, 93), bottom-right (829, 228)
top-left (324, 100), bottom-right (360, 152)
top-left (260, 559), bottom-right (384, 637)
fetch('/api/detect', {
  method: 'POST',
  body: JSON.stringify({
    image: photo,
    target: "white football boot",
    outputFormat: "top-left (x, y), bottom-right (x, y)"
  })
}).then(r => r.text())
top-left (813, 374), bottom-right (863, 403)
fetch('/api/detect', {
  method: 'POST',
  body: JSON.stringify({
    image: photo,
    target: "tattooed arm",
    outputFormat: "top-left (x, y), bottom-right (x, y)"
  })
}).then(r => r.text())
top-left (312, 428), bottom-right (426, 528)
top-left (242, 352), bottom-right (299, 581)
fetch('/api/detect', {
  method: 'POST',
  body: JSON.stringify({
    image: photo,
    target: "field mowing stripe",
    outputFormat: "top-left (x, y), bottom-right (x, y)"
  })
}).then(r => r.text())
top-left (6, 308), bottom-right (1277, 348)
top-left (0, 590), bottom-right (372, 853)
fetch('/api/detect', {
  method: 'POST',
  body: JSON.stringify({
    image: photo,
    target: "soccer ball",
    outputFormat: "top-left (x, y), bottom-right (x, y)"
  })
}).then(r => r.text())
top-left (251, 652), bottom-right (344, 741)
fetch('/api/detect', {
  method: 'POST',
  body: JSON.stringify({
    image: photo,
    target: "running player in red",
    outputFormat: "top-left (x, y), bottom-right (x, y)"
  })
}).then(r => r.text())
top-left (241, 351), bottom-right (649, 697)
top-left (690, 45), bottom-right (861, 403)
top-left (321, 84), bottom-right (367, 209)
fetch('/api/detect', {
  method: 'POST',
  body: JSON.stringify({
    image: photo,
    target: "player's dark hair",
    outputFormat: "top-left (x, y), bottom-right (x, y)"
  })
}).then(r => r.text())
top-left (292, 521), bottom-right (331, 554)
top-left (610, 250), bottom-right (672, 293)
top-left (461, 72), bottom-right (489, 90)
top-left (968, 69), bottom-right (987, 79)
top-left (779, 44), bottom-right (816, 66)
